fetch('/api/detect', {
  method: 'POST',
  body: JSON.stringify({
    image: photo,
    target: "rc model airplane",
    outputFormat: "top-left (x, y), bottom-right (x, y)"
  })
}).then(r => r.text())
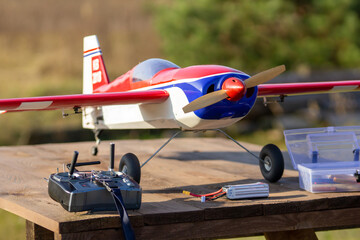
top-left (1, 35), bottom-right (360, 183)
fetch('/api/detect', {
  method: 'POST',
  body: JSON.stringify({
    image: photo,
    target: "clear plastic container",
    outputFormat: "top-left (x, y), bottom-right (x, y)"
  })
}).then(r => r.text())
top-left (298, 162), bottom-right (360, 193)
top-left (284, 126), bottom-right (360, 170)
top-left (284, 126), bottom-right (360, 193)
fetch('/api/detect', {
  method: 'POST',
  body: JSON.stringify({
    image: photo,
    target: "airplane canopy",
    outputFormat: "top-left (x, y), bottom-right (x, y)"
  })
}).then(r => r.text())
top-left (132, 58), bottom-right (180, 83)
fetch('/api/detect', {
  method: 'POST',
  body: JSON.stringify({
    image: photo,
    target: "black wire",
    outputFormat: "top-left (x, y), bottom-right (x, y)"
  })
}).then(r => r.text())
top-left (207, 192), bottom-right (226, 201)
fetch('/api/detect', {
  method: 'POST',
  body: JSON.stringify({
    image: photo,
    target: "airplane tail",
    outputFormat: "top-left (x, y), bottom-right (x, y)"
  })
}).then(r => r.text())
top-left (83, 35), bottom-right (109, 94)
top-left (82, 35), bottom-right (108, 129)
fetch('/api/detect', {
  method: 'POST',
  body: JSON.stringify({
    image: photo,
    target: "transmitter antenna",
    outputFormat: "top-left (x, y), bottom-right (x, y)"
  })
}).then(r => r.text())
top-left (109, 143), bottom-right (115, 171)
top-left (69, 151), bottom-right (79, 178)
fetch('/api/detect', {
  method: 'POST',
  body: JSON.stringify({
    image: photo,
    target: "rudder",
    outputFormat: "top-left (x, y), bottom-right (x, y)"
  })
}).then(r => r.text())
top-left (83, 35), bottom-right (109, 94)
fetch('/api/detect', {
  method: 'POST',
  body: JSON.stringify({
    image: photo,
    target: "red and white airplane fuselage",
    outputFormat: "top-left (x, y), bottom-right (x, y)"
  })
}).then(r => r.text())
top-left (82, 35), bottom-right (256, 131)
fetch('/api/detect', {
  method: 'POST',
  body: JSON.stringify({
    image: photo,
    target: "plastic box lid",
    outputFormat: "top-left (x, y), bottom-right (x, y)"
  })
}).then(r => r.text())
top-left (284, 126), bottom-right (360, 170)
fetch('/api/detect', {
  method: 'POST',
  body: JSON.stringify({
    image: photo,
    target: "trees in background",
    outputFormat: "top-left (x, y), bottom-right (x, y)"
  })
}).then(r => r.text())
top-left (154, 0), bottom-right (360, 72)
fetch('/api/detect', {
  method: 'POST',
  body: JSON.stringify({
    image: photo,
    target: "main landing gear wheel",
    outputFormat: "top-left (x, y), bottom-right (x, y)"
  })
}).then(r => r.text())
top-left (119, 153), bottom-right (141, 184)
top-left (259, 144), bottom-right (284, 183)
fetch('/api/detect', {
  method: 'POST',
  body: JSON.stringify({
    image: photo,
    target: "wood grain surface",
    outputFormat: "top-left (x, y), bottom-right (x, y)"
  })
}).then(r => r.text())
top-left (0, 138), bottom-right (359, 239)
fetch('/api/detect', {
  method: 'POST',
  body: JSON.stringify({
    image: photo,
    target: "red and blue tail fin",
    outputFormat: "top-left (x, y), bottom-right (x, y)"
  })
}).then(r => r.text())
top-left (83, 35), bottom-right (109, 94)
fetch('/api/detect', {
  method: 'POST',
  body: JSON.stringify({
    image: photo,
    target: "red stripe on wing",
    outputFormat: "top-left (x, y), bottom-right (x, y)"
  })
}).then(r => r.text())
top-left (0, 90), bottom-right (169, 111)
top-left (257, 80), bottom-right (360, 97)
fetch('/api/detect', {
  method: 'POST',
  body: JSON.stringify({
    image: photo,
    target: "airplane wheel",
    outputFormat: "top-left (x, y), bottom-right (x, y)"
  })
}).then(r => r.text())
top-left (91, 146), bottom-right (98, 156)
top-left (120, 153), bottom-right (141, 184)
top-left (259, 144), bottom-right (284, 183)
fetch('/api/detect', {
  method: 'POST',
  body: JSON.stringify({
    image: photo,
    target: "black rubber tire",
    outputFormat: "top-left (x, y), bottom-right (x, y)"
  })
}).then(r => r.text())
top-left (91, 146), bottom-right (98, 156)
top-left (119, 153), bottom-right (141, 184)
top-left (259, 144), bottom-right (284, 183)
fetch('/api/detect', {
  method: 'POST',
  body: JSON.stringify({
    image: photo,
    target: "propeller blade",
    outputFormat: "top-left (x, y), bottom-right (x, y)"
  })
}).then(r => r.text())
top-left (182, 90), bottom-right (228, 113)
top-left (244, 65), bottom-right (285, 88)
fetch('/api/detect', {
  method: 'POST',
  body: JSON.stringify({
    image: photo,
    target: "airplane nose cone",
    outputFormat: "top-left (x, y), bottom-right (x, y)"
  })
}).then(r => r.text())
top-left (222, 77), bottom-right (246, 101)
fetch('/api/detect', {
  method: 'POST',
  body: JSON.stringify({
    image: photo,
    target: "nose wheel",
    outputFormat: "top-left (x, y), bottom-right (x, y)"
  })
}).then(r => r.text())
top-left (259, 144), bottom-right (284, 183)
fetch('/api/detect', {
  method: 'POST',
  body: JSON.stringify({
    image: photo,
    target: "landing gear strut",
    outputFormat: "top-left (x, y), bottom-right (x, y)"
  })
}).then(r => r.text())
top-left (95, 129), bottom-right (285, 183)
top-left (215, 129), bottom-right (284, 182)
top-left (91, 129), bottom-right (103, 156)
top-left (138, 129), bottom-right (284, 182)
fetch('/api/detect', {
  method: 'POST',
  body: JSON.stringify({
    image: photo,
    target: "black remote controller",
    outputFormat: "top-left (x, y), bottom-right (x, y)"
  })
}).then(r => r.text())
top-left (48, 144), bottom-right (142, 212)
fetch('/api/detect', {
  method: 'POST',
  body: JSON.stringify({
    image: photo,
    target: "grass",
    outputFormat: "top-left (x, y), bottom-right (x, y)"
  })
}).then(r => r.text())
top-left (0, 210), bottom-right (25, 240)
top-left (228, 229), bottom-right (360, 240)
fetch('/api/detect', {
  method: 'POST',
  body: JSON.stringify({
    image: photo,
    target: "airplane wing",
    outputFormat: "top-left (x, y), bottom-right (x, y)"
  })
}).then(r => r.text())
top-left (257, 80), bottom-right (360, 97)
top-left (0, 90), bottom-right (169, 112)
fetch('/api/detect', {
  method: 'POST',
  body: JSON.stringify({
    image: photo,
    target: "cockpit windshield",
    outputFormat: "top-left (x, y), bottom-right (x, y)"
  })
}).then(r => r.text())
top-left (132, 58), bottom-right (180, 83)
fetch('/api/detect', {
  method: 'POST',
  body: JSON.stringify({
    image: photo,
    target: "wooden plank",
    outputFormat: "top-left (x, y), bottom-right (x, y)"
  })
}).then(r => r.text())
top-left (264, 229), bottom-right (318, 240)
top-left (0, 197), bottom-right (59, 234)
top-left (204, 203), bottom-right (263, 220)
top-left (26, 220), bottom-right (54, 240)
top-left (134, 207), bottom-right (360, 239)
top-left (138, 193), bottom-right (204, 225)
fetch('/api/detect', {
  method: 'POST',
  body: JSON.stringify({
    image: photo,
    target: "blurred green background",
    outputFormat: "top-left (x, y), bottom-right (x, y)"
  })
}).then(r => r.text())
top-left (0, 0), bottom-right (360, 239)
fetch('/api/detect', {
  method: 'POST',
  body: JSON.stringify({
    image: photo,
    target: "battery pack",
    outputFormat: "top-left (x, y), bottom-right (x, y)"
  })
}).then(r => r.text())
top-left (223, 182), bottom-right (269, 200)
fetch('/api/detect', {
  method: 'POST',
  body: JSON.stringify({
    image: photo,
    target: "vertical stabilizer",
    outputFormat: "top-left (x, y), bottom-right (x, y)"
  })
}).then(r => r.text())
top-left (82, 35), bottom-right (108, 130)
top-left (83, 35), bottom-right (109, 94)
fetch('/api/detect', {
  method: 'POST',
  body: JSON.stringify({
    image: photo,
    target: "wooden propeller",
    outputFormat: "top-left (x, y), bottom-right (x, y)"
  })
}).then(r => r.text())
top-left (182, 65), bottom-right (285, 113)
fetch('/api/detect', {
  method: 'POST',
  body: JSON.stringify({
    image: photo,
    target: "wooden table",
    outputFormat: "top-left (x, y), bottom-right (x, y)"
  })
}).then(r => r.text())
top-left (1, 138), bottom-right (360, 239)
